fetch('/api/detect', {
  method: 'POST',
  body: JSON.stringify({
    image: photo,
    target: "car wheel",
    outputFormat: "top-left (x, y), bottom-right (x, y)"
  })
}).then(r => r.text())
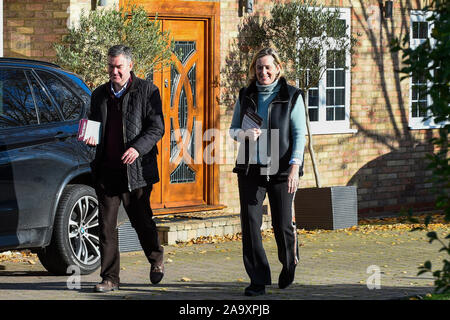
top-left (37, 184), bottom-right (101, 275)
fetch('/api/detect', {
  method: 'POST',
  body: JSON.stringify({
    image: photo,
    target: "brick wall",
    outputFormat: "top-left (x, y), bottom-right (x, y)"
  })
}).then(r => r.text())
top-left (3, 0), bottom-right (74, 61)
top-left (217, 0), bottom-right (437, 217)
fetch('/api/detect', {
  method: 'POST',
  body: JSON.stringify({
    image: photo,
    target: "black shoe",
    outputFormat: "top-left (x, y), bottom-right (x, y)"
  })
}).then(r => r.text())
top-left (244, 284), bottom-right (266, 296)
top-left (278, 266), bottom-right (296, 289)
top-left (150, 262), bottom-right (164, 284)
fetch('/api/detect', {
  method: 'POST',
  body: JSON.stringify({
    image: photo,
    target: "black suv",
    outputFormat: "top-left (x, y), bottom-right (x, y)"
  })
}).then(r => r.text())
top-left (0, 58), bottom-right (101, 275)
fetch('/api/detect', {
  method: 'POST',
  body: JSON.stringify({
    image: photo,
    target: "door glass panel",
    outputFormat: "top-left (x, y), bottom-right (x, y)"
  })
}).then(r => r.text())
top-left (170, 65), bottom-right (180, 108)
top-left (170, 161), bottom-right (195, 183)
top-left (170, 118), bottom-right (178, 160)
top-left (178, 86), bottom-right (188, 129)
top-left (188, 64), bottom-right (196, 107)
top-left (174, 41), bottom-right (196, 65)
top-left (188, 116), bottom-right (196, 159)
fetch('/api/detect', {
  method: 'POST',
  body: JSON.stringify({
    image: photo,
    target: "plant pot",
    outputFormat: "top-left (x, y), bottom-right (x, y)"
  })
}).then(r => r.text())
top-left (294, 186), bottom-right (358, 230)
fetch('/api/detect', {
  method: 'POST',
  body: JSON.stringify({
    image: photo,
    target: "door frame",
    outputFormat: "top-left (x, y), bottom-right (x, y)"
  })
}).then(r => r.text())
top-left (119, 0), bottom-right (221, 208)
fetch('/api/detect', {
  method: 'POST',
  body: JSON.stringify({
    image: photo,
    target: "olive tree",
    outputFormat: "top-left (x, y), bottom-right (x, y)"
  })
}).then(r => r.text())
top-left (54, 5), bottom-right (173, 89)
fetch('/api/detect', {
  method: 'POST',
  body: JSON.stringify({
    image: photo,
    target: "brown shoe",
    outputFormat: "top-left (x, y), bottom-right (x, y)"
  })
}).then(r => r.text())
top-left (150, 262), bottom-right (164, 284)
top-left (94, 280), bottom-right (119, 292)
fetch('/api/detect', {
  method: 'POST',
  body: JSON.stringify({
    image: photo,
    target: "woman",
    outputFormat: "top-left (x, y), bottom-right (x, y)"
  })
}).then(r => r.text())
top-left (229, 47), bottom-right (306, 296)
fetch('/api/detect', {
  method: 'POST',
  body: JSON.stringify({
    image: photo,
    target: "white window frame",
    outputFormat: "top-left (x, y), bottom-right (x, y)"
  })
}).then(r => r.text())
top-left (304, 7), bottom-right (356, 135)
top-left (408, 10), bottom-right (442, 130)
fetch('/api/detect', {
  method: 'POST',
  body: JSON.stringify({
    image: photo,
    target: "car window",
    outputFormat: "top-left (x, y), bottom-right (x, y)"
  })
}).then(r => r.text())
top-left (26, 71), bottom-right (62, 124)
top-left (35, 70), bottom-right (83, 121)
top-left (0, 68), bottom-right (38, 128)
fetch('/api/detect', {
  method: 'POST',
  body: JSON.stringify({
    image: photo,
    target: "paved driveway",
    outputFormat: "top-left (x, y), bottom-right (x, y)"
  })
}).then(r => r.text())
top-left (0, 224), bottom-right (447, 301)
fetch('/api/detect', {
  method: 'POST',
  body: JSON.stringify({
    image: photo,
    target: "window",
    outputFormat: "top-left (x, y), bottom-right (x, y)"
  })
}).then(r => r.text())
top-left (26, 71), bottom-right (62, 124)
top-left (409, 10), bottom-right (439, 129)
top-left (35, 70), bottom-right (83, 121)
top-left (304, 8), bottom-right (356, 135)
top-left (0, 68), bottom-right (38, 128)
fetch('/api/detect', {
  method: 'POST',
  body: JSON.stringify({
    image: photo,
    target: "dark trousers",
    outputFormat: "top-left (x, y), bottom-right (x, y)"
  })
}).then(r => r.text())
top-left (95, 168), bottom-right (163, 284)
top-left (238, 172), bottom-right (299, 286)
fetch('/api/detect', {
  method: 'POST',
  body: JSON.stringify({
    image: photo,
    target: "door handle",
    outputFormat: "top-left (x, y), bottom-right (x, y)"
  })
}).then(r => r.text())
top-left (164, 79), bottom-right (169, 88)
top-left (55, 132), bottom-right (72, 141)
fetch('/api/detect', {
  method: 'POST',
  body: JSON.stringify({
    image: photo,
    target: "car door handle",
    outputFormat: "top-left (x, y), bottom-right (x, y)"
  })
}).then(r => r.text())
top-left (55, 132), bottom-right (74, 141)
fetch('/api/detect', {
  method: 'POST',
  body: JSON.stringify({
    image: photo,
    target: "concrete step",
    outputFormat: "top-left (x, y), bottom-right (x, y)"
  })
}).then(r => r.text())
top-left (117, 211), bottom-right (273, 252)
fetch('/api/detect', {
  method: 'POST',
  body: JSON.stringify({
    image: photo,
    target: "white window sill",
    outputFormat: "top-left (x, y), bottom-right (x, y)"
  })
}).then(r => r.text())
top-left (409, 124), bottom-right (447, 130)
top-left (409, 119), bottom-right (449, 130)
top-left (310, 128), bottom-right (358, 135)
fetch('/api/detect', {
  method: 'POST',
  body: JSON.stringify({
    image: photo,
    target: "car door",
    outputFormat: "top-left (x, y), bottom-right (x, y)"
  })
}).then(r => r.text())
top-left (0, 66), bottom-right (82, 248)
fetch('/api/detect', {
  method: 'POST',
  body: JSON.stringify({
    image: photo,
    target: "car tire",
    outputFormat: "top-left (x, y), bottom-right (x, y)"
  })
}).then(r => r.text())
top-left (37, 184), bottom-right (101, 275)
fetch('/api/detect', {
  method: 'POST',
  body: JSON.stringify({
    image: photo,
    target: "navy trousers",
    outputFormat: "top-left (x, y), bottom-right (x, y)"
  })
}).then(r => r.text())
top-left (95, 168), bottom-right (163, 284)
top-left (237, 171), bottom-right (299, 286)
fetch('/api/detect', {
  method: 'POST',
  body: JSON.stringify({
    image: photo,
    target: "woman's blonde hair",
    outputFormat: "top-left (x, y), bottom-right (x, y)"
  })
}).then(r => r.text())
top-left (247, 47), bottom-right (284, 85)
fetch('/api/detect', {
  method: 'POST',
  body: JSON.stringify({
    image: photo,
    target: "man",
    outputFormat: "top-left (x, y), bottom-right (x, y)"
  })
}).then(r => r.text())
top-left (85, 45), bottom-right (165, 292)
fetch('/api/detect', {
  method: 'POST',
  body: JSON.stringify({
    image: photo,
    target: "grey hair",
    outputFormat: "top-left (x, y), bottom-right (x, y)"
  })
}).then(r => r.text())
top-left (107, 45), bottom-right (133, 62)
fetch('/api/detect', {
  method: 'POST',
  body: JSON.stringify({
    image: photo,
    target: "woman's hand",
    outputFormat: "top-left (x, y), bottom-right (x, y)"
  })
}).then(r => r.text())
top-left (239, 128), bottom-right (262, 142)
top-left (287, 164), bottom-right (300, 193)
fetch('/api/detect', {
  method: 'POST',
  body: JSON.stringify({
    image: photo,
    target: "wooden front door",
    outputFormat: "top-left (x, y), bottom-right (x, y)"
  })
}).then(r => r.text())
top-left (151, 19), bottom-right (206, 209)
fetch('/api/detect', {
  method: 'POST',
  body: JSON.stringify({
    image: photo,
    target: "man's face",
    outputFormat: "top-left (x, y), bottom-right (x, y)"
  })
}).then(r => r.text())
top-left (108, 54), bottom-right (133, 88)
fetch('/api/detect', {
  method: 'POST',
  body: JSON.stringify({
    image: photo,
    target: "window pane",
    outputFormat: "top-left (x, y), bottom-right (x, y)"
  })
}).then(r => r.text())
top-left (335, 50), bottom-right (345, 68)
top-left (326, 89), bottom-right (334, 106)
top-left (336, 89), bottom-right (345, 105)
top-left (336, 70), bottom-right (345, 86)
top-left (308, 89), bottom-right (319, 106)
top-left (418, 85), bottom-right (427, 100)
top-left (326, 107), bottom-right (334, 121)
top-left (412, 102), bottom-right (419, 117)
top-left (326, 70), bottom-right (334, 87)
top-left (27, 71), bottom-right (61, 123)
top-left (335, 106), bottom-right (345, 120)
top-left (36, 70), bottom-right (82, 121)
top-left (326, 51), bottom-right (334, 68)
top-left (419, 22), bottom-right (428, 39)
top-left (308, 107), bottom-right (318, 122)
top-left (412, 22), bottom-right (419, 39)
top-left (0, 68), bottom-right (38, 128)
top-left (412, 86), bottom-right (418, 100)
top-left (419, 101), bottom-right (427, 117)
top-left (327, 18), bottom-right (346, 38)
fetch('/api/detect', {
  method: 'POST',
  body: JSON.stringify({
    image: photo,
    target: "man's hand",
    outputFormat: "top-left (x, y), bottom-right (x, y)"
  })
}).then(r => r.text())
top-left (287, 164), bottom-right (300, 194)
top-left (121, 147), bottom-right (140, 165)
top-left (85, 136), bottom-right (98, 146)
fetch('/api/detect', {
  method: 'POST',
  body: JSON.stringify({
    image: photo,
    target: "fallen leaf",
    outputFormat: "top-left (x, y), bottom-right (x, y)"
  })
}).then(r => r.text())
top-left (180, 277), bottom-right (191, 282)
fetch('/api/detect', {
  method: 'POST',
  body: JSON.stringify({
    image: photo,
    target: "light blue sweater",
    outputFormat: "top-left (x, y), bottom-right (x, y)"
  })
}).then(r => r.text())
top-left (229, 79), bottom-right (306, 165)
